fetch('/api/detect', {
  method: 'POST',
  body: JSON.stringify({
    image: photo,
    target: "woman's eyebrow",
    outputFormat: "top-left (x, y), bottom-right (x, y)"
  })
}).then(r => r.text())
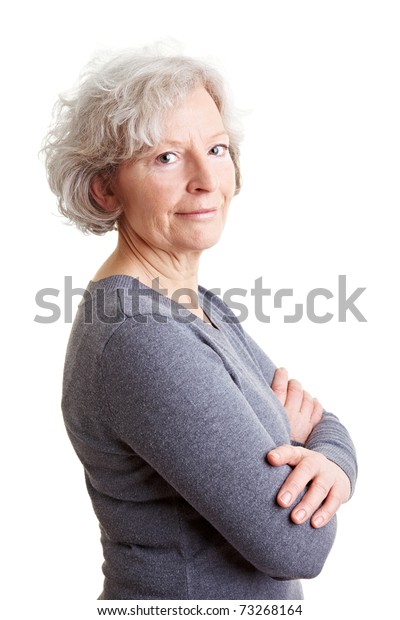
top-left (158, 132), bottom-right (229, 147)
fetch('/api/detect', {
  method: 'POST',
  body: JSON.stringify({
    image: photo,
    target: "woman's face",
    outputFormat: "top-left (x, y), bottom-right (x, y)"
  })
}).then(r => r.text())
top-left (110, 87), bottom-right (236, 255)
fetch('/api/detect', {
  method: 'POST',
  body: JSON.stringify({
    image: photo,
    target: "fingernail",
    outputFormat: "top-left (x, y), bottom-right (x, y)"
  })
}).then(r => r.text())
top-left (269, 451), bottom-right (280, 460)
top-left (280, 491), bottom-right (292, 505)
top-left (313, 516), bottom-right (324, 527)
top-left (294, 509), bottom-right (306, 522)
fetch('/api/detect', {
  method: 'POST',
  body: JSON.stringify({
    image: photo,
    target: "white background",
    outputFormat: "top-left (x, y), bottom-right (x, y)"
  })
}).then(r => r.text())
top-left (2, 1), bottom-right (399, 618)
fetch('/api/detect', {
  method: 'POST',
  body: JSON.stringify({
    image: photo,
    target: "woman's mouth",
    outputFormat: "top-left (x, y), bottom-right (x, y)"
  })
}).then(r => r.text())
top-left (175, 208), bottom-right (218, 219)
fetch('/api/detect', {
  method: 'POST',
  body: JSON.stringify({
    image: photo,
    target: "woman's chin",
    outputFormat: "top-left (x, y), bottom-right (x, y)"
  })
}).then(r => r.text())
top-left (181, 228), bottom-right (225, 253)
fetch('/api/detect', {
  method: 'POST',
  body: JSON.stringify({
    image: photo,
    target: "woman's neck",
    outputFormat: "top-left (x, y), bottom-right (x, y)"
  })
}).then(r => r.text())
top-left (93, 230), bottom-right (205, 315)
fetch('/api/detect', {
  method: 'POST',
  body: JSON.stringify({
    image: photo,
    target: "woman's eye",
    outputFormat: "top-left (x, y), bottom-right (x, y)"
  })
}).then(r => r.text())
top-left (156, 152), bottom-right (177, 165)
top-left (209, 144), bottom-right (228, 156)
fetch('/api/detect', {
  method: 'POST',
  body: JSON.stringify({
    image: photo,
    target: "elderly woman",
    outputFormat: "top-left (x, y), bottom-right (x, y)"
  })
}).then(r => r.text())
top-left (44, 49), bottom-right (357, 600)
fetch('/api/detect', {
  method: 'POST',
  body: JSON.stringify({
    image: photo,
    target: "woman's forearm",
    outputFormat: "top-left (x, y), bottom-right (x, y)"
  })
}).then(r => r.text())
top-left (100, 316), bottom-right (338, 580)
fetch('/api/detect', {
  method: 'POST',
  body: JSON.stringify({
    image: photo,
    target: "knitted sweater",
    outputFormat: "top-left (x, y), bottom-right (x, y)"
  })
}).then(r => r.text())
top-left (62, 275), bottom-right (357, 600)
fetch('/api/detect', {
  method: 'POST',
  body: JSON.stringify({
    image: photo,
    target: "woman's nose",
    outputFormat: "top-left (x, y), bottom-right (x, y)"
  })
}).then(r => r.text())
top-left (186, 156), bottom-right (219, 193)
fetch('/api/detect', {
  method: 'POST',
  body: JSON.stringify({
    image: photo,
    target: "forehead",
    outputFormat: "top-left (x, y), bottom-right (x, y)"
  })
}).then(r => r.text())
top-left (159, 86), bottom-right (226, 141)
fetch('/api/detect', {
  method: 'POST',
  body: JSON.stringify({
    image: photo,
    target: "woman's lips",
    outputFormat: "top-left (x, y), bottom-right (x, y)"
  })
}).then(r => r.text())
top-left (175, 208), bottom-right (218, 219)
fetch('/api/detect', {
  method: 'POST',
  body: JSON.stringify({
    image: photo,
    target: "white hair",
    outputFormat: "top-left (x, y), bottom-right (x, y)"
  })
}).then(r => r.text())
top-left (43, 46), bottom-right (243, 235)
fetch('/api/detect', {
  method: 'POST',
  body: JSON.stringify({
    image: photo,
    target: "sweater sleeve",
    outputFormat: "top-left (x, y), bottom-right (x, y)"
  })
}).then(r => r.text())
top-left (101, 317), bottom-right (337, 581)
top-left (242, 329), bottom-right (358, 495)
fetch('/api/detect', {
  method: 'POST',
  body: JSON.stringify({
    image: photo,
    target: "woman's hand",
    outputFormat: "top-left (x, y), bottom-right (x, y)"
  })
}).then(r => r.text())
top-left (271, 367), bottom-right (323, 443)
top-left (267, 444), bottom-right (351, 528)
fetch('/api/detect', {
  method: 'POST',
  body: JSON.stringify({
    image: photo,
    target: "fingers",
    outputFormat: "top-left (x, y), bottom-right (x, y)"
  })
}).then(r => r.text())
top-left (310, 489), bottom-right (342, 528)
top-left (267, 445), bottom-right (350, 528)
top-left (271, 367), bottom-right (288, 405)
top-left (282, 380), bottom-right (314, 416)
top-left (290, 476), bottom-right (332, 525)
top-left (300, 389), bottom-right (314, 417)
top-left (267, 443), bottom-right (304, 468)
top-left (271, 369), bottom-right (323, 443)
top-left (284, 379), bottom-right (303, 414)
top-left (275, 451), bottom-right (319, 509)
top-left (310, 398), bottom-right (323, 428)
top-left (309, 469), bottom-right (351, 527)
top-left (267, 445), bottom-right (312, 507)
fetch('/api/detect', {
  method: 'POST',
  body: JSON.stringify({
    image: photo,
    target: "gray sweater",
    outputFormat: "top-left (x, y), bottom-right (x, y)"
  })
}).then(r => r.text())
top-left (62, 275), bottom-right (357, 600)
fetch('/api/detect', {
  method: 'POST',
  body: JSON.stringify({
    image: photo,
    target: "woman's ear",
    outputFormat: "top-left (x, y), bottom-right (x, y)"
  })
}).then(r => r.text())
top-left (90, 174), bottom-right (119, 212)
